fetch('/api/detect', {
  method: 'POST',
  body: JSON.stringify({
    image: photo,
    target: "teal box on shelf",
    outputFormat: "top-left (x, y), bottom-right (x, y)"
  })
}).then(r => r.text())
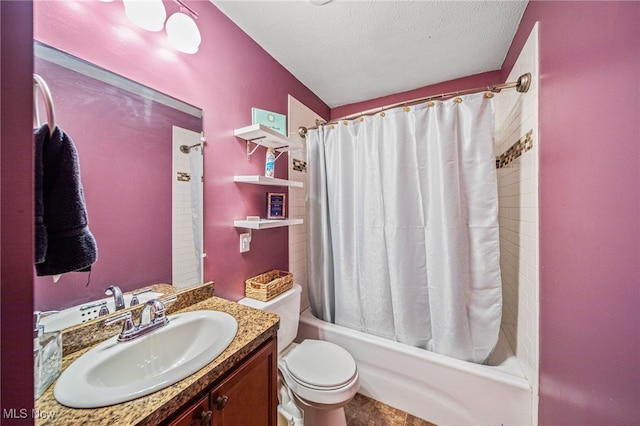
top-left (252, 108), bottom-right (287, 136)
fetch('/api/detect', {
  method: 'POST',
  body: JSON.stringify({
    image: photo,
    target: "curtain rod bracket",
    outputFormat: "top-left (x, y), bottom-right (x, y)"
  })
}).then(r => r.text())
top-left (516, 73), bottom-right (531, 93)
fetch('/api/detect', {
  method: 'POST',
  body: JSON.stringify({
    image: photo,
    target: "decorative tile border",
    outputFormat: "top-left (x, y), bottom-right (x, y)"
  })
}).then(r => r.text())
top-left (177, 172), bottom-right (191, 182)
top-left (293, 158), bottom-right (307, 172)
top-left (496, 129), bottom-right (534, 169)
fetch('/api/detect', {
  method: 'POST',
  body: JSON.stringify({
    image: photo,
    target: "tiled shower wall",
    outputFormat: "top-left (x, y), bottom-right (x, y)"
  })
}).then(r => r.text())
top-left (494, 23), bottom-right (539, 423)
top-left (172, 126), bottom-right (202, 288)
top-left (288, 96), bottom-right (324, 312)
top-left (288, 150), bottom-right (308, 309)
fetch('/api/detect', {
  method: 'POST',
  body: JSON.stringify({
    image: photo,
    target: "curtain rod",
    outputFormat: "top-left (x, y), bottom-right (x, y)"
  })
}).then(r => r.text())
top-left (298, 72), bottom-right (531, 137)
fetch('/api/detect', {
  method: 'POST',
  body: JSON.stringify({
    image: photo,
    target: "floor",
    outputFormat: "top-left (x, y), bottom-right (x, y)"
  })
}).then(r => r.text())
top-left (345, 393), bottom-right (437, 426)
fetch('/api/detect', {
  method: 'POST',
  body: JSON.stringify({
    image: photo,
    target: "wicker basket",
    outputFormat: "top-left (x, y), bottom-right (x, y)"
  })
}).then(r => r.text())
top-left (245, 269), bottom-right (293, 302)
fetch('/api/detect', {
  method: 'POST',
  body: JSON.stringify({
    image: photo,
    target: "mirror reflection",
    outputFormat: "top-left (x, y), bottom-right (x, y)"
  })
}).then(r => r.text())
top-left (34, 41), bottom-right (204, 313)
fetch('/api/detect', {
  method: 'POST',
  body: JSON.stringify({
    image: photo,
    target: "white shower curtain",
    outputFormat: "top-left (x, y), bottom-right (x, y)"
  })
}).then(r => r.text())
top-left (189, 146), bottom-right (203, 283)
top-left (307, 92), bottom-right (502, 364)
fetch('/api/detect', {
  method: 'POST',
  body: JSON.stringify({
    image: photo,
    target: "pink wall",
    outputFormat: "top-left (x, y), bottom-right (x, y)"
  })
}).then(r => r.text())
top-left (33, 1), bottom-right (330, 303)
top-left (5, 1), bottom-right (639, 423)
top-left (504, 1), bottom-right (640, 424)
top-left (1, 1), bottom-right (36, 421)
top-left (331, 71), bottom-right (502, 120)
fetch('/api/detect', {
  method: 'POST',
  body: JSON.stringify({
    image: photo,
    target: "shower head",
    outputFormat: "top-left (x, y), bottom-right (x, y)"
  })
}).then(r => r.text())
top-left (180, 143), bottom-right (201, 153)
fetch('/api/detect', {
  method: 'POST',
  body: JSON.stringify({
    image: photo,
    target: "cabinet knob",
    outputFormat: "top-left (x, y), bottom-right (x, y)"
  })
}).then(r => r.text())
top-left (200, 410), bottom-right (212, 426)
top-left (215, 395), bottom-right (229, 410)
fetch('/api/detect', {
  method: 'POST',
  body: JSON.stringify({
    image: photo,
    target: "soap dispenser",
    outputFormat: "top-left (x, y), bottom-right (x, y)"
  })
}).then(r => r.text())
top-left (34, 311), bottom-right (62, 398)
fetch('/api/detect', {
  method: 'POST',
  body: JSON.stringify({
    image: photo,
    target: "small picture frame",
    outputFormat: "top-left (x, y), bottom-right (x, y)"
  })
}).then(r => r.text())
top-left (266, 192), bottom-right (286, 219)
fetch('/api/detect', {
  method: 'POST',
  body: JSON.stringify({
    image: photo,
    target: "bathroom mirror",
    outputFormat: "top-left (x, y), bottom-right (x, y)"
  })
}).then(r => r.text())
top-left (34, 41), bottom-right (204, 313)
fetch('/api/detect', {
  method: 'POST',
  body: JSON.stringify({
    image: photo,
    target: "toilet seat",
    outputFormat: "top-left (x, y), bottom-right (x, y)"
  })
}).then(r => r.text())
top-left (278, 340), bottom-right (360, 406)
top-left (283, 340), bottom-right (357, 390)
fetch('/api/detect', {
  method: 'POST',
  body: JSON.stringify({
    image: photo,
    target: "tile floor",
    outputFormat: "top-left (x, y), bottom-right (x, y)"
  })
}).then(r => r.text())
top-left (345, 394), bottom-right (437, 426)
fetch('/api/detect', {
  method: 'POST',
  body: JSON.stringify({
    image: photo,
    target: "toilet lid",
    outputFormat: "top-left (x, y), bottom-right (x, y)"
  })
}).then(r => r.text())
top-left (283, 340), bottom-right (357, 389)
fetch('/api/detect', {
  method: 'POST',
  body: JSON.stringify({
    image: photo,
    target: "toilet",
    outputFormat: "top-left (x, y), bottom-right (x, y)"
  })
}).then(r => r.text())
top-left (239, 284), bottom-right (359, 426)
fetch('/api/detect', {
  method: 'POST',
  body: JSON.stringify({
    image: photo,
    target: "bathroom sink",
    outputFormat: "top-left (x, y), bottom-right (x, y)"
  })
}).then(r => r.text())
top-left (54, 310), bottom-right (238, 408)
top-left (41, 291), bottom-right (165, 332)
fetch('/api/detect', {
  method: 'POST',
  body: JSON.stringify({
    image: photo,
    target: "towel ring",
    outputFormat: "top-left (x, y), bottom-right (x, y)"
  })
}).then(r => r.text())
top-left (33, 74), bottom-right (56, 138)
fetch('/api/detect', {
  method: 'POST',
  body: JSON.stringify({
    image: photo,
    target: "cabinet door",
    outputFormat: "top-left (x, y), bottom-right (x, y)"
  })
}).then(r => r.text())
top-left (167, 395), bottom-right (212, 426)
top-left (211, 338), bottom-right (278, 426)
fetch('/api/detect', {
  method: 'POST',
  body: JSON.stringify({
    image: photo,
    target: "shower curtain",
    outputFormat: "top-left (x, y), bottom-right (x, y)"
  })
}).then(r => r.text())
top-left (307, 92), bottom-right (502, 364)
top-left (188, 146), bottom-right (203, 283)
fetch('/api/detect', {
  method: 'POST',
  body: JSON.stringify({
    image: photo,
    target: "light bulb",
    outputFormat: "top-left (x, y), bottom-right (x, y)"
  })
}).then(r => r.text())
top-left (166, 12), bottom-right (201, 54)
top-left (123, 0), bottom-right (166, 32)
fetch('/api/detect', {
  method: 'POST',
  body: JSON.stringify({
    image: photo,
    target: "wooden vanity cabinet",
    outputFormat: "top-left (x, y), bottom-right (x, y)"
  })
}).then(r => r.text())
top-left (168, 395), bottom-right (211, 426)
top-left (166, 337), bottom-right (278, 426)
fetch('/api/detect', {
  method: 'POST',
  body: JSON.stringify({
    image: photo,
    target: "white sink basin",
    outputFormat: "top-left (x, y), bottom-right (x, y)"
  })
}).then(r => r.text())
top-left (54, 310), bottom-right (238, 408)
top-left (41, 291), bottom-right (164, 332)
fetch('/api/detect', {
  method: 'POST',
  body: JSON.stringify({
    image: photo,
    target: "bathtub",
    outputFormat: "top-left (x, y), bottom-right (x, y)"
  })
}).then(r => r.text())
top-left (296, 308), bottom-right (532, 426)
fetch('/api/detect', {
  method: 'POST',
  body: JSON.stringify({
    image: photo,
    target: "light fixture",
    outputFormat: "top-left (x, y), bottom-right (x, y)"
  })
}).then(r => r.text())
top-left (165, 1), bottom-right (201, 54)
top-left (123, 0), bottom-right (167, 32)
top-left (117, 0), bottom-right (201, 54)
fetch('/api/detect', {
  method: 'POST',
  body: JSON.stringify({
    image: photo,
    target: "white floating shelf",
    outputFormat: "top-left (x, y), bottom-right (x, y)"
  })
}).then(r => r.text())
top-left (234, 218), bottom-right (304, 230)
top-left (235, 124), bottom-right (303, 160)
top-left (234, 175), bottom-right (303, 188)
top-left (234, 123), bottom-right (302, 152)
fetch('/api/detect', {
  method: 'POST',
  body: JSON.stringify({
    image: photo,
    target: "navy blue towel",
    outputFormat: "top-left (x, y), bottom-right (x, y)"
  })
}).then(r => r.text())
top-left (35, 124), bottom-right (97, 276)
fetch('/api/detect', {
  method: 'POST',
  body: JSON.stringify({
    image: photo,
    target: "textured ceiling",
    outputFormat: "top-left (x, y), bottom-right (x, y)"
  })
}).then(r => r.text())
top-left (211, 0), bottom-right (528, 108)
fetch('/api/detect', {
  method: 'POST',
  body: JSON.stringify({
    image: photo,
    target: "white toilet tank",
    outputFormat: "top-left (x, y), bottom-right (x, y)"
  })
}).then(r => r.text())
top-left (238, 283), bottom-right (302, 353)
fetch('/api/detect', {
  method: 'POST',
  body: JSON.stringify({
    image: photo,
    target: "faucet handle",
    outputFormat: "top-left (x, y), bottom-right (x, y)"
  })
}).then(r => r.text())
top-left (160, 294), bottom-right (178, 309)
top-left (99, 304), bottom-right (110, 317)
top-left (104, 312), bottom-right (135, 341)
top-left (130, 294), bottom-right (139, 307)
top-left (130, 287), bottom-right (154, 307)
top-left (157, 295), bottom-right (178, 318)
top-left (79, 300), bottom-right (110, 317)
top-left (133, 287), bottom-right (153, 296)
top-left (80, 300), bottom-right (107, 311)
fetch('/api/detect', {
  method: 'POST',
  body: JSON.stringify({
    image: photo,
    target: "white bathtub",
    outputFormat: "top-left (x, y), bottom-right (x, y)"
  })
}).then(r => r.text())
top-left (296, 308), bottom-right (532, 426)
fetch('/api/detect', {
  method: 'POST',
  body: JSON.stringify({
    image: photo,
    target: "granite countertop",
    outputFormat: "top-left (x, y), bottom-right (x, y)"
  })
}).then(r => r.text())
top-left (34, 293), bottom-right (279, 425)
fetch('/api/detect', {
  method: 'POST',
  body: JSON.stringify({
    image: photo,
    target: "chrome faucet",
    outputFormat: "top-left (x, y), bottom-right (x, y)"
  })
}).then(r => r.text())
top-left (104, 295), bottom-right (177, 342)
top-left (105, 285), bottom-right (125, 311)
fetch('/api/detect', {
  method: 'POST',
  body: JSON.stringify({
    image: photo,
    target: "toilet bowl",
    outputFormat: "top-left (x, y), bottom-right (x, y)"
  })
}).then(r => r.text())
top-left (239, 284), bottom-right (359, 426)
